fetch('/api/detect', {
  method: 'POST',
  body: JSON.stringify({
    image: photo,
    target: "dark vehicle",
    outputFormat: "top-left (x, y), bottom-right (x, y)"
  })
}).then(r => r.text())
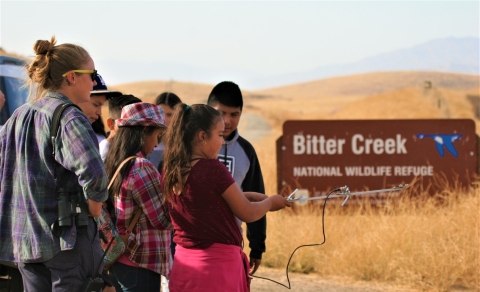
top-left (0, 55), bottom-right (28, 291)
top-left (0, 56), bottom-right (29, 127)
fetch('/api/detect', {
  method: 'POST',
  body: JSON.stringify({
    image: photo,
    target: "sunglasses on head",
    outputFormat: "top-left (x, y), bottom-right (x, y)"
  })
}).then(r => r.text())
top-left (62, 69), bottom-right (97, 82)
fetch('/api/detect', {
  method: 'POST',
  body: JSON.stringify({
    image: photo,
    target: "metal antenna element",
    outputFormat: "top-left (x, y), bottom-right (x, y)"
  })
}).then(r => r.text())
top-left (287, 188), bottom-right (299, 200)
top-left (339, 186), bottom-right (350, 206)
top-left (287, 184), bottom-right (408, 204)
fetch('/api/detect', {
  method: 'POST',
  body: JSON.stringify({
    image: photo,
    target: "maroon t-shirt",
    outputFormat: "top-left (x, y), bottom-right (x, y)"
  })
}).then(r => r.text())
top-left (168, 159), bottom-right (242, 249)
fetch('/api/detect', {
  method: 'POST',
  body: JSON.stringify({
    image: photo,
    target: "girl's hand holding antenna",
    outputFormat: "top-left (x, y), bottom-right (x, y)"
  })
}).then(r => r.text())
top-left (269, 194), bottom-right (292, 211)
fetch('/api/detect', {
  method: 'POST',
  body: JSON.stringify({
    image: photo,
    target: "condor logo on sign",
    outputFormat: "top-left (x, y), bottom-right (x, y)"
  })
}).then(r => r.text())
top-left (278, 119), bottom-right (477, 196)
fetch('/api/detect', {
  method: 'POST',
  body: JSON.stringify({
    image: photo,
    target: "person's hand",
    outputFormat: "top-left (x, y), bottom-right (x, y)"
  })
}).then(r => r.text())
top-left (249, 257), bottom-right (262, 275)
top-left (268, 194), bottom-right (292, 211)
top-left (0, 90), bottom-right (5, 111)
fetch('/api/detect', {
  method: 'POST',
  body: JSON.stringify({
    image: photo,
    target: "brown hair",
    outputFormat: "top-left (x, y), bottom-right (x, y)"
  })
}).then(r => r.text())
top-left (162, 104), bottom-right (222, 202)
top-left (105, 126), bottom-right (158, 202)
top-left (26, 36), bottom-right (90, 100)
top-left (155, 92), bottom-right (182, 108)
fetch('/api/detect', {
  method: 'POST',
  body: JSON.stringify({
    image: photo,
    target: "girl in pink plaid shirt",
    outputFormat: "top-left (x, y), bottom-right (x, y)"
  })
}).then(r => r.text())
top-left (104, 102), bottom-right (172, 292)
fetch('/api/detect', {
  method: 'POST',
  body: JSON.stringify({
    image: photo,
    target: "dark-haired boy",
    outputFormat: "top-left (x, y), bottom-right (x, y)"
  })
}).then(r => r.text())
top-left (99, 94), bottom-right (142, 161)
top-left (207, 81), bottom-right (266, 275)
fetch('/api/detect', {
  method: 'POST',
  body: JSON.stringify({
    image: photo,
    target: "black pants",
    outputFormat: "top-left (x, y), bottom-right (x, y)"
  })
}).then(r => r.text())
top-left (18, 218), bottom-right (103, 292)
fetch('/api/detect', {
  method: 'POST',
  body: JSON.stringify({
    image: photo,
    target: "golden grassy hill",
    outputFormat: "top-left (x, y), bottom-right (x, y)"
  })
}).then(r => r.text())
top-left (109, 80), bottom-right (217, 105)
top-left (327, 87), bottom-right (471, 119)
top-left (326, 86), bottom-right (480, 135)
top-left (107, 71), bottom-right (479, 137)
top-left (109, 71), bottom-right (479, 104)
top-left (255, 71), bottom-right (480, 98)
top-left (239, 72), bottom-right (479, 134)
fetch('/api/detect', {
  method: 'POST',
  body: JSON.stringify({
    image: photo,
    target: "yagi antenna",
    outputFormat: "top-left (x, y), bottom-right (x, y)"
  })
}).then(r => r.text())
top-left (287, 184), bottom-right (408, 205)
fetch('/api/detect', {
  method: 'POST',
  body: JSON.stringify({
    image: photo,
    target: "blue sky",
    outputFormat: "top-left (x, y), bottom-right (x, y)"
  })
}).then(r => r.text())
top-left (1, 1), bottom-right (478, 87)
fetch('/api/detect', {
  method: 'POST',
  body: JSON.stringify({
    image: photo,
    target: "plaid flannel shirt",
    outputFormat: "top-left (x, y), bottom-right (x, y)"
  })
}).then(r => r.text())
top-left (114, 152), bottom-right (172, 276)
top-left (0, 91), bottom-right (108, 262)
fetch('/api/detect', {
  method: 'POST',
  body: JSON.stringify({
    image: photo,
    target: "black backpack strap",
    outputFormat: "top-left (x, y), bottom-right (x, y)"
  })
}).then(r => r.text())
top-left (50, 103), bottom-right (81, 158)
top-left (50, 103), bottom-right (81, 188)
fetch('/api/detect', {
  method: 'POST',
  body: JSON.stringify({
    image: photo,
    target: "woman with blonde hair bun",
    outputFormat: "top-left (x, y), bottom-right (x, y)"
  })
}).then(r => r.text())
top-left (0, 36), bottom-right (109, 291)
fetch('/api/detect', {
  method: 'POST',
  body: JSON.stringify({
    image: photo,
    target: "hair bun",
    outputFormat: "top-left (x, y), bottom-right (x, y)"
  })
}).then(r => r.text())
top-left (33, 36), bottom-right (57, 56)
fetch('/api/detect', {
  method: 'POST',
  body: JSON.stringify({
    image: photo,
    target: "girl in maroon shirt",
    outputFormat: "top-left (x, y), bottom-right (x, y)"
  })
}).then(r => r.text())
top-left (162, 104), bottom-right (291, 292)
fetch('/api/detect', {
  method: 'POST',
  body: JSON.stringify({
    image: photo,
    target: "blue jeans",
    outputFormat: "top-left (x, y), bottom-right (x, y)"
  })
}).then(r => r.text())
top-left (110, 262), bottom-right (160, 292)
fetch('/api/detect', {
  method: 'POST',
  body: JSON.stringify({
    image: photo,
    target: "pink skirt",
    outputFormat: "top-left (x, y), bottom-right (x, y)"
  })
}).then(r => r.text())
top-left (169, 243), bottom-right (250, 292)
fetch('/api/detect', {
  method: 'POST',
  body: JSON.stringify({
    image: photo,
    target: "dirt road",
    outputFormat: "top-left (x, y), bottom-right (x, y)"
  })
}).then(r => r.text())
top-left (250, 267), bottom-right (419, 292)
top-left (238, 112), bottom-right (272, 143)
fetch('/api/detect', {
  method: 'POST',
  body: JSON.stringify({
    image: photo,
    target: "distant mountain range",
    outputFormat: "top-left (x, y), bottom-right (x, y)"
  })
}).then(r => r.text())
top-left (256, 37), bottom-right (479, 89)
top-left (97, 37), bottom-right (479, 90)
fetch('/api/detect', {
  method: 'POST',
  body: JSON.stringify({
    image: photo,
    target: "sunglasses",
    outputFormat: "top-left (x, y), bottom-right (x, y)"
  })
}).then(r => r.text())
top-left (62, 69), bottom-right (97, 82)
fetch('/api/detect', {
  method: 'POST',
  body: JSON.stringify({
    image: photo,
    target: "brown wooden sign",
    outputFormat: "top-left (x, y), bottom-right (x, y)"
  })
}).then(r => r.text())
top-left (278, 119), bottom-right (477, 197)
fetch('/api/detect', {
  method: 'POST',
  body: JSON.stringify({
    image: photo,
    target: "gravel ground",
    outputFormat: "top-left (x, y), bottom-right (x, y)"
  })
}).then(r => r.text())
top-left (250, 267), bottom-right (420, 292)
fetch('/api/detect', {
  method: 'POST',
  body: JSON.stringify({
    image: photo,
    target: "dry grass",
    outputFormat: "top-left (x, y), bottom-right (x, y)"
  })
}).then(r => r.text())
top-left (247, 126), bottom-right (479, 291)
top-left (247, 101), bottom-right (479, 292)
top-left (244, 185), bottom-right (479, 291)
